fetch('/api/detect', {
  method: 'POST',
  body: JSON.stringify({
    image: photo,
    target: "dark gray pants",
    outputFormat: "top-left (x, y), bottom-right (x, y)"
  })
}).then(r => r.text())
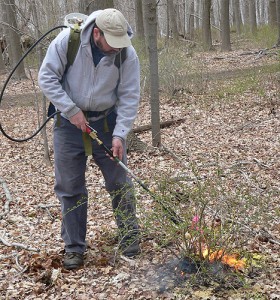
top-left (53, 112), bottom-right (138, 254)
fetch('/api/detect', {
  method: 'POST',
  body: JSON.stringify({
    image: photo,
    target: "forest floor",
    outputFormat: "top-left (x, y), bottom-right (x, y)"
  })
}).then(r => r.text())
top-left (0, 44), bottom-right (280, 300)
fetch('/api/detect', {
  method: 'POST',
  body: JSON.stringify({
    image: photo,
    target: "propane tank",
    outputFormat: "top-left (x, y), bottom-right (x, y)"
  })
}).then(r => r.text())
top-left (64, 13), bottom-right (88, 29)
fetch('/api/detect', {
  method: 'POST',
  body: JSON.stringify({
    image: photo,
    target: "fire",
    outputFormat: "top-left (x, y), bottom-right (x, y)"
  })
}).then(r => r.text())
top-left (202, 249), bottom-right (246, 271)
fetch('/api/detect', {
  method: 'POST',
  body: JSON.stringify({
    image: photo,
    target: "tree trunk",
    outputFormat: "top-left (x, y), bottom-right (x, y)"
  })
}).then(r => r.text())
top-left (232, 0), bottom-right (242, 35)
top-left (242, 0), bottom-right (250, 25)
top-left (202, 0), bottom-right (213, 51)
top-left (258, 0), bottom-right (266, 24)
top-left (269, 0), bottom-right (277, 27)
top-left (79, 0), bottom-right (114, 15)
top-left (31, 0), bottom-right (51, 165)
top-left (187, 0), bottom-right (195, 40)
top-left (0, 24), bottom-right (5, 73)
top-left (167, 0), bottom-right (180, 40)
top-left (220, 0), bottom-right (231, 51)
top-left (0, 51), bottom-right (5, 74)
top-left (195, 0), bottom-right (201, 29)
top-left (143, 0), bottom-right (161, 147)
top-left (276, 0), bottom-right (280, 46)
top-left (1, 0), bottom-right (26, 79)
top-left (249, 0), bottom-right (257, 34)
top-left (166, 1), bottom-right (170, 40)
top-left (135, 0), bottom-right (145, 38)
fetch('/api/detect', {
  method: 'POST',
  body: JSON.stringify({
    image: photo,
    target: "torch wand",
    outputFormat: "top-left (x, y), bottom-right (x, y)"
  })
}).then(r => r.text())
top-left (85, 124), bottom-right (182, 225)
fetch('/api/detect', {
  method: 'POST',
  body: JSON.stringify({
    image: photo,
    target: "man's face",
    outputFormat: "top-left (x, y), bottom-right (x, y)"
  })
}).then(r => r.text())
top-left (93, 28), bottom-right (121, 55)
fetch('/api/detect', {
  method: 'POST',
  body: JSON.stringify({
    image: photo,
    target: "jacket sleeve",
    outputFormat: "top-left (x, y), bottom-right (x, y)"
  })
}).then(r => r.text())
top-left (113, 47), bottom-right (140, 140)
top-left (38, 29), bottom-right (80, 118)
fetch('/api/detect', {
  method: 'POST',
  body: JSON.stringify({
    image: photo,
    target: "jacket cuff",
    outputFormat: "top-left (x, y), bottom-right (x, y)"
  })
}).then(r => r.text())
top-left (113, 135), bottom-right (125, 142)
top-left (65, 106), bottom-right (81, 119)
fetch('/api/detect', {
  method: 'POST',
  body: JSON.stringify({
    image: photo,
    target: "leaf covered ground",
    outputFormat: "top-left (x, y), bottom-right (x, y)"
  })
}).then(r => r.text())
top-left (0, 48), bottom-right (280, 299)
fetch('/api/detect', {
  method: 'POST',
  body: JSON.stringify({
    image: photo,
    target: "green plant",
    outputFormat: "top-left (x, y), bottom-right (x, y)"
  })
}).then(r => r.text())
top-left (141, 163), bottom-right (271, 277)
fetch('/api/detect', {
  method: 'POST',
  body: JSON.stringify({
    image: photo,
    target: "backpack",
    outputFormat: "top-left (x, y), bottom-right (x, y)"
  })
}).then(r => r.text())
top-left (47, 24), bottom-right (127, 117)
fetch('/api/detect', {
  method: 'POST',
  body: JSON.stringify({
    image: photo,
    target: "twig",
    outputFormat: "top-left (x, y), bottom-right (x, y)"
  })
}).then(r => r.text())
top-left (15, 253), bottom-right (28, 273)
top-left (38, 203), bottom-right (59, 221)
top-left (0, 235), bottom-right (39, 252)
top-left (37, 203), bottom-right (60, 209)
top-left (0, 252), bottom-right (17, 261)
top-left (0, 176), bottom-right (13, 219)
top-left (252, 158), bottom-right (270, 169)
top-left (206, 206), bottom-right (280, 246)
top-left (160, 143), bottom-right (189, 169)
top-left (0, 21), bottom-right (35, 41)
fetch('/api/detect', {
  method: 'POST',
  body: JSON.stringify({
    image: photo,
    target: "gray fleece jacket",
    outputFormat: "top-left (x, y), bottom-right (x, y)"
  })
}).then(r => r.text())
top-left (38, 10), bottom-right (140, 140)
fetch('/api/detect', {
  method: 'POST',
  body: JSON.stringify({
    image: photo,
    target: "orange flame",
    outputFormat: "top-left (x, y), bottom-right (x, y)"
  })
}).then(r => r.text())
top-left (203, 249), bottom-right (246, 271)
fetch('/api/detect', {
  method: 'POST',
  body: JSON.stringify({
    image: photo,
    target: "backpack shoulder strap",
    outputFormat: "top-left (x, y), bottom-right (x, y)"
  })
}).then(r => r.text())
top-left (114, 47), bottom-right (127, 68)
top-left (66, 24), bottom-right (81, 69)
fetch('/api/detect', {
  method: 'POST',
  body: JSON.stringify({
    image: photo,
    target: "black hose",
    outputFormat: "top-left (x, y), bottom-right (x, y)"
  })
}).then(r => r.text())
top-left (0, 25), bottom-right (66, 142)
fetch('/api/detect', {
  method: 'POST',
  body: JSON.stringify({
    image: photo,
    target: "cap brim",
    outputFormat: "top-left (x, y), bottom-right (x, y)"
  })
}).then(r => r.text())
top-left (103, 32), bottom-right (131, 48)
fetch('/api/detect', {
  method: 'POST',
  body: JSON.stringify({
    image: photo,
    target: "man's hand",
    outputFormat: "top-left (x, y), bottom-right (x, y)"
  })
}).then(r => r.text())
top-left (69, 111), bottom-right (88, 132)
top-left (111, 137), bottom-right (124, 161)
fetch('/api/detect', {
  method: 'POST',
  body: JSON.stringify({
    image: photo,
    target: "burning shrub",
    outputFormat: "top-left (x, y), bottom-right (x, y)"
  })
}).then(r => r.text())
top-left (140, 166), bottom-right (270, 284)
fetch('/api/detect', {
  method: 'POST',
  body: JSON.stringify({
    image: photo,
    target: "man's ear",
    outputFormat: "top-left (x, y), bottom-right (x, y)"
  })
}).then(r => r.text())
top-left (93, 27), bottom-right (99, 40)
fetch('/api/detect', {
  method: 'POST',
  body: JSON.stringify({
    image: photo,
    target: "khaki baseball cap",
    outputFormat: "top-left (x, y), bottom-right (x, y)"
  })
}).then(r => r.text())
top-left (95, 9), bottom-right (131, 48)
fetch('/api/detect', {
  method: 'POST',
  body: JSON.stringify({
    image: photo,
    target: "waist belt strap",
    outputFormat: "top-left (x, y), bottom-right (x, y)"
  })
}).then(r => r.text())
top-left (82, 107), bottom-right (114, 156)
top-left (83, 111), bottom-right (92, 156)
top-left (82, 131), bottom-right (92, 156)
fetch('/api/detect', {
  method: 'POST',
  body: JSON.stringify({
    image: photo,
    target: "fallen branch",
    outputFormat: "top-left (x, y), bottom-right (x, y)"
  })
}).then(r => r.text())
top-left (15, 253), bottom-right (28, 273)
top-left (0, 252), bottom-right (17, 261)
top-left (0, 176), bottom-right (13, 219)
top-left (37, 203), bottom-right (60, 209)
top-left (0, 235), bottom-right (39, 252)
top-left (255, 48), bottom-right (279, 59)
top-left (133, 118), bottom-right (186, 133)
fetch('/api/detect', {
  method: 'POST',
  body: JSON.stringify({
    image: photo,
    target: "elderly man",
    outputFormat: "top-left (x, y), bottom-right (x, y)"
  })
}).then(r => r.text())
top-left (38, 8), bottom-right (141, 270)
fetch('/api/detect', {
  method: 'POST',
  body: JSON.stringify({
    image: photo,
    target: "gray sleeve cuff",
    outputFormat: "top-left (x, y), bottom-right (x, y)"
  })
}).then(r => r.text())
top-left (65, 106), bottom-right (81, 118)
top-left (113, 135), bottom-right (125, 142)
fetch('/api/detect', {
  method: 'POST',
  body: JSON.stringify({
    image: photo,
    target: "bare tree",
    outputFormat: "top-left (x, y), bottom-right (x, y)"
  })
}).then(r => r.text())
top-left (187, 0), bottom-right (195, 40)
top-left (242, 0), bottom-right (250, 25)
top-left (79, 0), bottom-right (114, 15)
top-left (1, 0), bottom-right (26, 79)
top-left (249, 0), bottom-right (257, 34)
top-left (269, 0), bottom-right (277, 26)
top-left (195, 0), bottom-right (201, 29)
top-left (0, 50), bottom-right (5, 73)
top-left (220, 0), bottom-right (231, 51)
top-left (143, 0), bottom-right (161, 147)
top-left (0, 23), bottom-right (5, 73)
top-left (135, 0), bottom-right (145, 38)
top-left (30, 0), bottom-right (51, 165)
top-left (167, 0), bottom-right (180, 40)
top-left (202, 0), bottom-right (213, 51)
top-left (276, 0), bottom-right (280, 46)
top-left (232, 0), bottom-right (242, 35)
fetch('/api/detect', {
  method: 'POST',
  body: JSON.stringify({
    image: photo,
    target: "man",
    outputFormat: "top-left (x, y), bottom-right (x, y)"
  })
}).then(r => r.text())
top-left (38, 8), bottom-right (141, 270)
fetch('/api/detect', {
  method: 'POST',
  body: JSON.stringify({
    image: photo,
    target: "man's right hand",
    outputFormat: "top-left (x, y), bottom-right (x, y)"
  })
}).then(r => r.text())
top-left (69, 110), bottom-right (88, 132)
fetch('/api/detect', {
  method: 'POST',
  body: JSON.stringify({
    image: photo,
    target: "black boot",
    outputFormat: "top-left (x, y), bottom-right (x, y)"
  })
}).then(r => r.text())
top-left (120, 231), bottom-right (141, 257)
top-left (63, 252), bottom-right (84, 270)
